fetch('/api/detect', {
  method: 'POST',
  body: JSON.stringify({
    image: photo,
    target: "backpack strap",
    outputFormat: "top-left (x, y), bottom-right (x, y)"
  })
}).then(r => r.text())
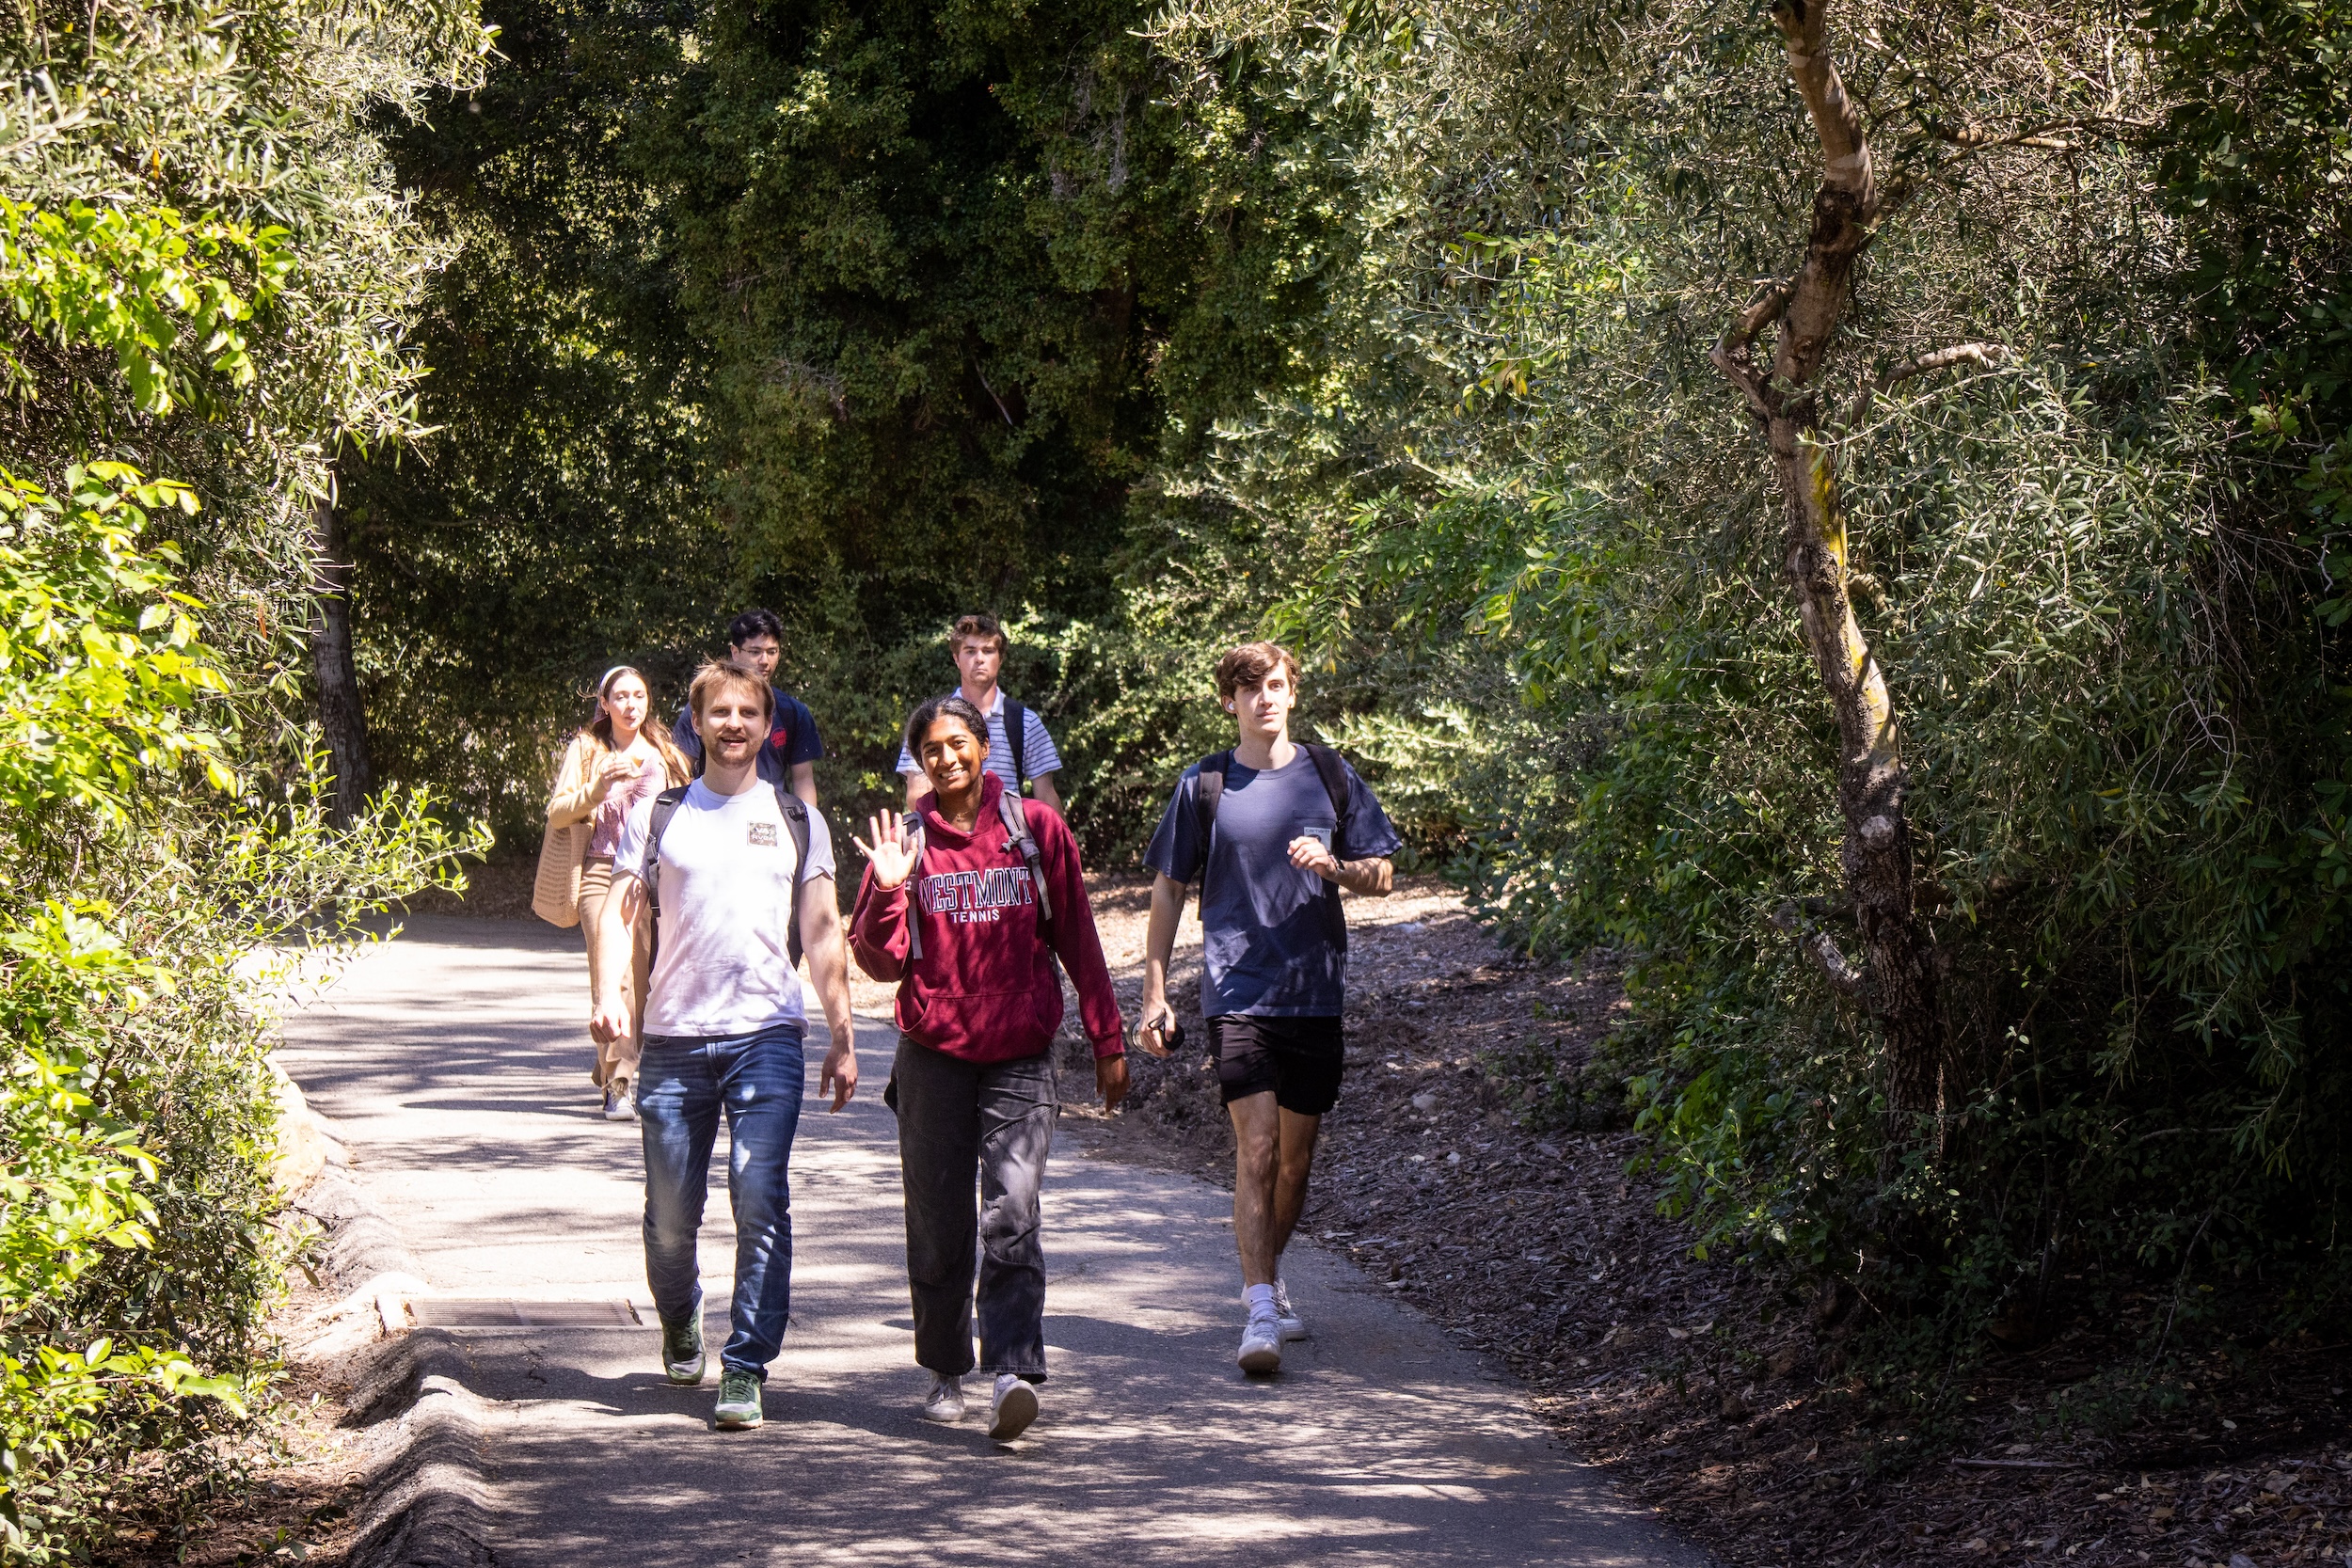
top-left (644, 783), bottom-right (816, 970)
top-left (1004, 696), bottom-right (1030, 790)
top-left (1299, 741), bottom-right (1355, 852)
top-left (774, 781), bottom-right (813, 969)
top-left (1192, 750), bottom-right (1232, 915)
top-left (900, 810), bottom-right (928, 961)
top-left (642, 784), bottom-right (691, 965)
top-left (998, 791), bottom-right (1053, 934)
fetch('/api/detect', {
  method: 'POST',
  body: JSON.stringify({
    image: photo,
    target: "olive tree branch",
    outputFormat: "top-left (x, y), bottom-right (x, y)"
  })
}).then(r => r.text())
top-left (1846, 341), bottom-right (2009, 427)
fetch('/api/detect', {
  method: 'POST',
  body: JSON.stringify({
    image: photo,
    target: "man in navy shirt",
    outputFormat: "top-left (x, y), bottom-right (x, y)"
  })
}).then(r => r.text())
top-left (1137, 641), bottom-right (1401, 1375)
top-left (672, 609), bottom-right (825, 806)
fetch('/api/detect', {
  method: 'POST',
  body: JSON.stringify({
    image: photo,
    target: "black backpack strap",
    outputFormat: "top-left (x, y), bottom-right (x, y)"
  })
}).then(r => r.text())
top-left (1004, 696), bottom-right (1029, 789)
top-left (998, 791), bottom-right (1052, 934)
top-left (642, 784), bottom-right (691, 964)
top-left (1192, 751), bottom-right (1232, 914)
top-left (774, 781), bottom-right (813, 970)
top-left (900, 810), bottom-right (928, 961)
top-left (1299, 742), bottom-right (1355, 853)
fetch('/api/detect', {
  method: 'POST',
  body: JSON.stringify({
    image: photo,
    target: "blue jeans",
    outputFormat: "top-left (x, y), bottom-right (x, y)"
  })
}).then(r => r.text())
top-left (638, 1023), bottom-right (805, 1378)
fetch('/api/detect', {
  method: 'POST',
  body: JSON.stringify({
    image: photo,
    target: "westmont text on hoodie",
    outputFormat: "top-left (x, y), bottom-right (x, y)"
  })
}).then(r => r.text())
top-left (850, 773), bottom-right (1125, 1065)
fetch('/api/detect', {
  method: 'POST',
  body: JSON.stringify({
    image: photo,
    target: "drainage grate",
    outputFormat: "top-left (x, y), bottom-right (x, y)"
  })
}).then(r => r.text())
top-left (408, 1298), bottom-right (644, 1328)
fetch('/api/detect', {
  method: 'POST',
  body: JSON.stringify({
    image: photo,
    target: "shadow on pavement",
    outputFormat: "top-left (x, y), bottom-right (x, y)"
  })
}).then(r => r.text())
top-left (276, 915), bottom-right (1707, 1568)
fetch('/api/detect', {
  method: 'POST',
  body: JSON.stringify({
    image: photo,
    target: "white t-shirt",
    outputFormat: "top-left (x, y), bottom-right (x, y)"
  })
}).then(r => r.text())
top-left (612, 779), bottom-right (836, 1038)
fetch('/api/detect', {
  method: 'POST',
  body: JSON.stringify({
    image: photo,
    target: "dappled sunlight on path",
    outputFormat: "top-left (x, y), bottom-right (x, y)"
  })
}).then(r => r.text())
top-left (275, 915), bottom-right (1705, 1567)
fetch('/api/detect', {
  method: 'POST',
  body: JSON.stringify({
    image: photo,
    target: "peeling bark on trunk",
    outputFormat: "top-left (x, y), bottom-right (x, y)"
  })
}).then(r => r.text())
top-left (1710, 0), bottom-right (1945, 1129)
top-left (310, 492), bottom-right (374, 829)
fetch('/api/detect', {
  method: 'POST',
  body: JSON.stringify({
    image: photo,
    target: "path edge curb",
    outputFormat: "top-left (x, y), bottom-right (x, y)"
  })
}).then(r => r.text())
top-left (340, 1324), bottom-right (498, 1568)
top-left (279, 1078), bottom-right (500, 1568)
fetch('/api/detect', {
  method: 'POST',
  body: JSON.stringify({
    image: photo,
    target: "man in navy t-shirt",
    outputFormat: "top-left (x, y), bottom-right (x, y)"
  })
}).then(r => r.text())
top-left (671, 609), bottom-right (826, 805)
top-left (1138, 641), bottom-right (1401, 1376)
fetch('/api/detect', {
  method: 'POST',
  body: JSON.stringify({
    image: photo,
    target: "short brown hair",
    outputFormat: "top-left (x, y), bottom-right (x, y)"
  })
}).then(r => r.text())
top-left (687, 658), bottom-right (773, 721)
top-left (950, 612), bottom-right (1009, 657)
top-left (1215, 641), bottom-right (1302, 702)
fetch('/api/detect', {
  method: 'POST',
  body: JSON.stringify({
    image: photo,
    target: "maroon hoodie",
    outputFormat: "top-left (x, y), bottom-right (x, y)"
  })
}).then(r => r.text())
top-left (850, 773), bottom-right (1125, 1065)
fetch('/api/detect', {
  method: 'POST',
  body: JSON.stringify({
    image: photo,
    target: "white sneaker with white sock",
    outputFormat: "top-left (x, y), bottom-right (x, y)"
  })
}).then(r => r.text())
top-left (918, 1374), bottom-right (964, 1422)
top-left (1273, 1278), bottom-right (1307, 1341)
top-left (1237, 1283), bottom-right (1282, 1373)
top-left (988, 1372), bottom-right (1039, 1440)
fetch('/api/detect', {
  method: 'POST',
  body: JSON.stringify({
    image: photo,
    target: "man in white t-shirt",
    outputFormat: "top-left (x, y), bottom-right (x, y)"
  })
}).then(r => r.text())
top-left (592, 661), bottom-right (857, 1432)
top-left (897, 612), bottom-right (1064, 812)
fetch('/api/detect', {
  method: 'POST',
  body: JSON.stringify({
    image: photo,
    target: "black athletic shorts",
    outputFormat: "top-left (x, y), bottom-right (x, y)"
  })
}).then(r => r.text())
top-left (1211, 1014), bottom-right (1345, 1116)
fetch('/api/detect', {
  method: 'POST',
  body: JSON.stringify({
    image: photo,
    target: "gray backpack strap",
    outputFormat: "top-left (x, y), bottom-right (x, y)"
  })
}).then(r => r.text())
top-left (642, 784), bottom-right (691, 965)
top-left (998, 791), bottom-right (1052, 933)
top-left (901, 810), bottom-right (928, 961)
top-left (775, 782), bottom-right (812, 969)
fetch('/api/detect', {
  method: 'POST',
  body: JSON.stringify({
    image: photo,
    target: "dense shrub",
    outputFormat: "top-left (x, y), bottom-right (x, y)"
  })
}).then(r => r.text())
top-left (0, 0), bottom-right (490, 1549)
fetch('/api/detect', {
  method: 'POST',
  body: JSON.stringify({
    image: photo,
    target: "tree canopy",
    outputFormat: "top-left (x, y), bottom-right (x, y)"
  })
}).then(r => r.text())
top-left (342, 0), bottom-right (2352, 1376)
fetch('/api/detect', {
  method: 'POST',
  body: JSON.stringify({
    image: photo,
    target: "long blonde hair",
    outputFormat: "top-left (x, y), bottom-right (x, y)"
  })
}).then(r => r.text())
top-left (582, 666), bottom-right (691, 784)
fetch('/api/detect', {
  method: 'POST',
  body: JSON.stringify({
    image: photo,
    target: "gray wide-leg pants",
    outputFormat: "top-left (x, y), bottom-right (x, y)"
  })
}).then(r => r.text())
top-left (886, 1038), bottom-right (1056, 1382)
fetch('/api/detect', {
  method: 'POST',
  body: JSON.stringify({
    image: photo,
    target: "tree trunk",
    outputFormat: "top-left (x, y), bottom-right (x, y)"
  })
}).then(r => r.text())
top-left (1709, 0), bottom-right (1945, 1128)
top-left (311, 491), bottom-right (375, 829)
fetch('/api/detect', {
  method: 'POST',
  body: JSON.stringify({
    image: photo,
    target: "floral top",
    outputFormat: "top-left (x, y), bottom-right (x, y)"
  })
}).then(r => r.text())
top-left (587, 745), bottom-right (666, 859)
top-left (548, 733), bottom-right (684, 859)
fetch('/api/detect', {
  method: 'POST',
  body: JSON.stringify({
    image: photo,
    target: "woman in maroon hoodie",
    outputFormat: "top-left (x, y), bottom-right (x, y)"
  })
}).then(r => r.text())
top-left (851, 694), bottom-right (1127, 1443)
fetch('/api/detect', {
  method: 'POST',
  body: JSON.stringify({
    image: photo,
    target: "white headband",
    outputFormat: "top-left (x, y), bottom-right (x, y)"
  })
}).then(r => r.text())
top-left (594, 666), bottom-right (638, 720)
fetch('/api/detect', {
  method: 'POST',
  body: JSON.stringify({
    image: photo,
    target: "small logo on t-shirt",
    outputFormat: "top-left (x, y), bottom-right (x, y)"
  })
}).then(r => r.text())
top-left (747, 822), bottom-right (778, 847)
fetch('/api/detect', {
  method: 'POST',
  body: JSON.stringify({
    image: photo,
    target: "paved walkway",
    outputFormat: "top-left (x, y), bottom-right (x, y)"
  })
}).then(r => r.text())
top-left (274, 915), bottom-right (1703, 1567)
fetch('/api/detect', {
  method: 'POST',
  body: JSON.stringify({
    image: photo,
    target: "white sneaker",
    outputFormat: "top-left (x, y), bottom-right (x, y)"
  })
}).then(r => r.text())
top-left (1237, 1313), bottom-right (1282, 1373)
top-left (602, 1079), bottom-right (637, 1122)
top-left (1273, 1278), bottom-right (1308, 1341)
top-left (987, 1373), bottom-right (1039, 1440)
top-left (918, 1374), bottom-right (964, 1423)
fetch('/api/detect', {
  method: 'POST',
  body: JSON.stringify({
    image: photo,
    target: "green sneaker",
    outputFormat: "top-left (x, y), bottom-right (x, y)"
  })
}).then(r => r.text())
top-left (661, 1315), bottom-right (706, 1386)
top-left (713, 1370), bottom-right (763, 1430)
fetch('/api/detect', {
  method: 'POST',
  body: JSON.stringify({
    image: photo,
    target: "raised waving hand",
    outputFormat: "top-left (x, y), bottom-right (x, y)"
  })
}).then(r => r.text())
top-left (853, 809), bottom-right (921, 890)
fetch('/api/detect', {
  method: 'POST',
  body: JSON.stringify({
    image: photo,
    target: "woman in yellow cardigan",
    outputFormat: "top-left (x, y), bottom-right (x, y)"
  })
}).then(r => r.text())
top-left (548, 667), bottom-right (692, 1118)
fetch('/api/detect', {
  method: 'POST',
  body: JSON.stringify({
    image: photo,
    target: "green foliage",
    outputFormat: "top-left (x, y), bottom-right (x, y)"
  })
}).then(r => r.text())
top-left (342, 0), bottom-right (1363, 843)
top-left (0, 908), bottom-right (250, 1551)
top-left (0, 457), bottom-right (472, 1558)
top-left (332, 0), bottom-right (728, 833)
top-left (0, 464), bottom-right (236, 819)
top-left (1137, 0), bottom-right (2352, 1371)
top-left (0, 201), bottom-right (293, 417)
top-left (0, 0), bottom-right (492, 1550)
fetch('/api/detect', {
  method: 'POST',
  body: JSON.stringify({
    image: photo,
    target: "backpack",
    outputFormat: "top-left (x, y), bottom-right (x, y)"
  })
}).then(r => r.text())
top-left (932, 691), bottom-right (1031, 789)
top-left (1190, 742), bottom-right (1353, 913)
top-left (643, 779), bottom-right (815, 968)
top-left (898, 790), bottom-right (1054, 961)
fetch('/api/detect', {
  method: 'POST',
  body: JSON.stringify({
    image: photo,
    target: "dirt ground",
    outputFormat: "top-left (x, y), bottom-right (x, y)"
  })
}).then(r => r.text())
top-left (1071, 873), bottom-right (2352, 1568)
top-left (103, 1269), bottom-right (390, 1567)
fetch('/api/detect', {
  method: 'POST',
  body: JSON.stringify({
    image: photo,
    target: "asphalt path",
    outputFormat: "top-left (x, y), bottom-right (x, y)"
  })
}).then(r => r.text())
top-left (273, 914), bottom-right (1705, 1567)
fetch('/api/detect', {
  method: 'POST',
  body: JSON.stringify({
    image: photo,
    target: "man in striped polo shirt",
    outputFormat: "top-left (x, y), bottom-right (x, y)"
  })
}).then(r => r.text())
top-left (898, 613), bottom-right (1064, 813)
